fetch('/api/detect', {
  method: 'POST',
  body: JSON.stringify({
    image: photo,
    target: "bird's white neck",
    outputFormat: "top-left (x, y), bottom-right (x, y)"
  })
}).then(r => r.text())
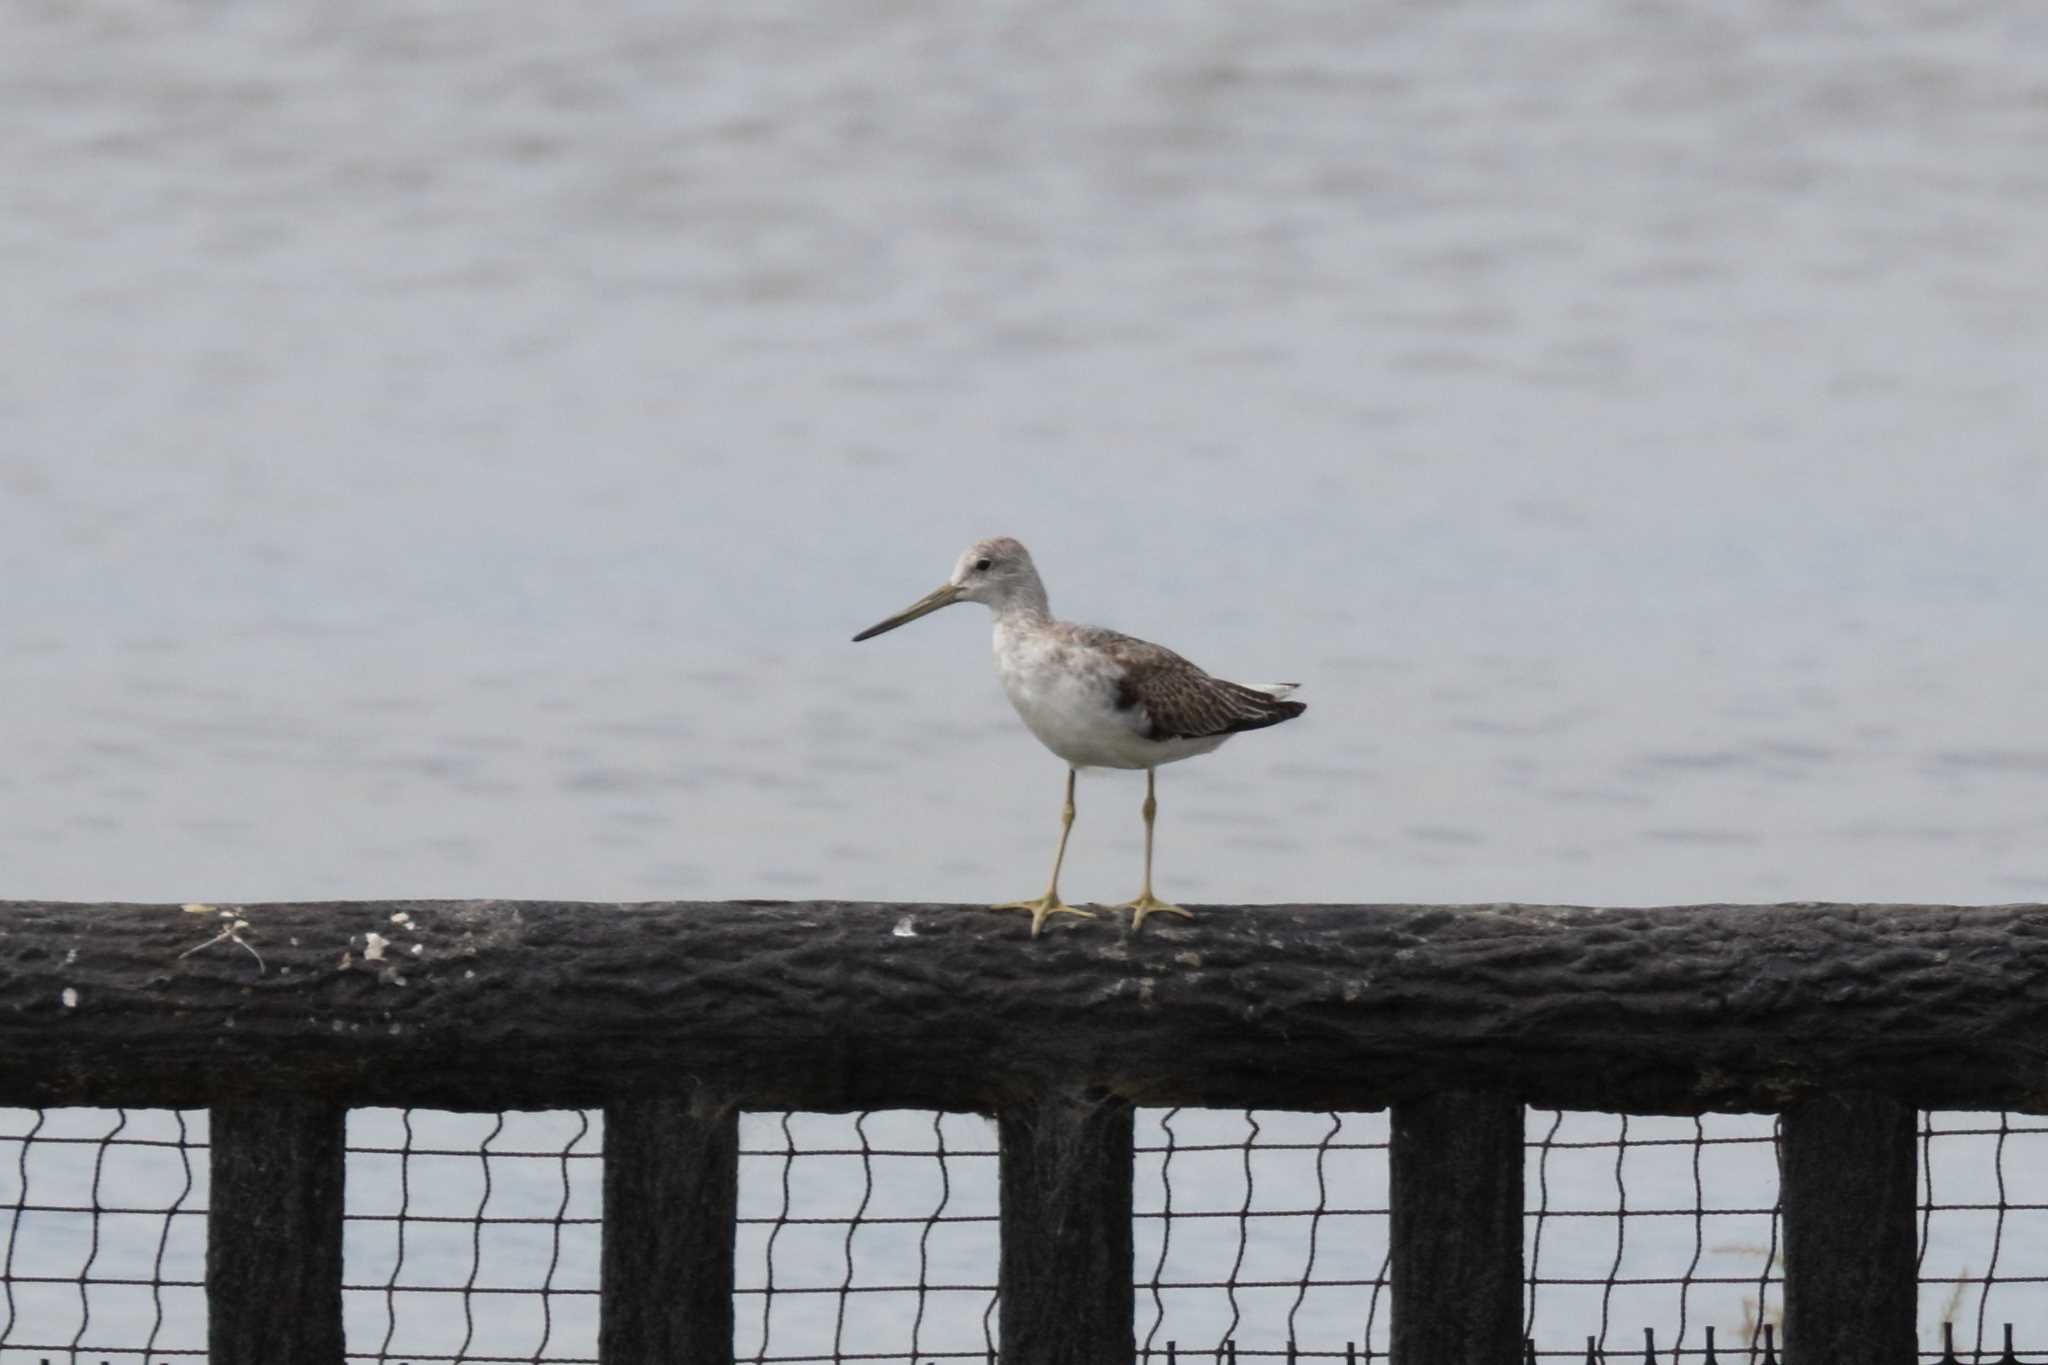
top-left (988, 571), bottom-right (1052, 628)
top-left (992, 601), bottom-right (1051, 633)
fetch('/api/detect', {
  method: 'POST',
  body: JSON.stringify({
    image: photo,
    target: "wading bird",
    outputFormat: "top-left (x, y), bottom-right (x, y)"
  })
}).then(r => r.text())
top-left (852, 537), bottom-right (1304, 936)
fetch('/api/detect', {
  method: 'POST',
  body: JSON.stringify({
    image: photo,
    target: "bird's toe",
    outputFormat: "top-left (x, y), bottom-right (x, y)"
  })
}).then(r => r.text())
top-left (1122, 896), bottom-right (1193, 933)
top-left (990, 895), bottom-right (1095, 938)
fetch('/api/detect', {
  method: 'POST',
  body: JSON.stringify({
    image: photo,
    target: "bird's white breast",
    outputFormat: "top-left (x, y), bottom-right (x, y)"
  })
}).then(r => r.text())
top-left (992, 621), bottom-right (1225, 770)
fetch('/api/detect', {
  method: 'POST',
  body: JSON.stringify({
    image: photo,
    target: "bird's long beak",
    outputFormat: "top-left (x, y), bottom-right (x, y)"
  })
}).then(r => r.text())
top-left (852, 583), bottom-right (962, 641)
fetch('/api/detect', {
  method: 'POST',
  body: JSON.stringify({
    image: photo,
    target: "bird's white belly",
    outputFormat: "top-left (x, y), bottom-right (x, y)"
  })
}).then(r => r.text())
top-left (994, 627), bottom-right (1226, 770)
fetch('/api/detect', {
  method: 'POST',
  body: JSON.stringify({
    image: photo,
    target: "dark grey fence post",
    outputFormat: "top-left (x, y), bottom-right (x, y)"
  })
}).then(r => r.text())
top-left (999, 1087), bottom-right (1135, 1365)
top-left (1390, 1092), bottom-right (1524, 1364)
top-left (601, 1094), bottom-right (740, 1365)
top-left (1781, 1092), bottom-right (1917, 1365)
top-left (208, 1099), bottom-right (346, 1365)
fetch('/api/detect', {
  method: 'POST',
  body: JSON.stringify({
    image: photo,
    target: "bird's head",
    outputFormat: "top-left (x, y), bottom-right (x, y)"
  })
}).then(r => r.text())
top-left (852, 537), bottom-right (1042, 641)
top-left (946, 537), bottom-right (1037, 606)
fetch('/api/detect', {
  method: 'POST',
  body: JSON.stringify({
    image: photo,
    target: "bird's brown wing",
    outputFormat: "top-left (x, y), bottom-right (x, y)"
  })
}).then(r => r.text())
top-left (1066, 626), bottom-right (1307, 741)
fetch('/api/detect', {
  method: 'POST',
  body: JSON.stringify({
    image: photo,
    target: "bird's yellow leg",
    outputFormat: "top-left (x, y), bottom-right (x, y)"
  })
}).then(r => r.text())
top-left (1119, 769), bottom-right (1192, 932)
top-left (994, 767), bottom-right (1095, 938)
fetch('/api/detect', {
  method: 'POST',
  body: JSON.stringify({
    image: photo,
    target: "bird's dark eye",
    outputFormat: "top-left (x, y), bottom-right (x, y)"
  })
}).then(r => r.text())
top-left (975, 557), bottom-right (992, 571)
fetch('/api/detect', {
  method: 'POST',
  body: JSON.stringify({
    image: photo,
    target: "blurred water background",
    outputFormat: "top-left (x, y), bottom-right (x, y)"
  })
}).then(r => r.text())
top-left (3, 0), bottom-right (2047, 1359)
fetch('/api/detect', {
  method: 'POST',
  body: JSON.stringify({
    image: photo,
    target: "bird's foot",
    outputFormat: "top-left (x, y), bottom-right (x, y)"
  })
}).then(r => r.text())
top-left (991, 894), bottom-right (1095, 939)
top-left (1116, 894), bottom-right (1193, 934)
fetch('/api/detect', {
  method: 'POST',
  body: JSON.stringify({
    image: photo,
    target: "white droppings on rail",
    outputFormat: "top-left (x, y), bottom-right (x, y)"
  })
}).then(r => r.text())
top-left (391, 911), bottom-right (413, 927)
top-left (61, 987), bottom-right (78, 1009)
top-left (892, 915), bottom-right (918, 938)
top-left (364, 932), bottom-right (389, 962)
top-left (63, 948), bottom-right (77, 965)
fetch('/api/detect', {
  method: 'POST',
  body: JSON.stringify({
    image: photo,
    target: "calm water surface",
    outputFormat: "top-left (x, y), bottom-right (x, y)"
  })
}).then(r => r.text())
top-left (3, 0), bottom-right (2047, 1358)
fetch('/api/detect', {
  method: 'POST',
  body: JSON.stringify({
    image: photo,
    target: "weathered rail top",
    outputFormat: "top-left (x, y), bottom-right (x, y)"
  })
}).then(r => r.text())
top-left (1, 899), bottom-right (2043, 1113)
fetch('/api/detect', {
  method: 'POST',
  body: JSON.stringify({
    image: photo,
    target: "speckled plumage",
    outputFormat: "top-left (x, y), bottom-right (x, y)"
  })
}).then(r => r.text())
top-left (994, 617), bottom-right (1303, 770)
top-left (1083, 625), bottom-right (1303, 742)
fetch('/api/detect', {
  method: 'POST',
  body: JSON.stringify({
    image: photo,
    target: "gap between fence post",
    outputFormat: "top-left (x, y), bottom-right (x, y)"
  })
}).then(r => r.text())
top-left (600, 1092), bottom-right (740, 1365)
top-left (999, 1086), bottom-right (1135, 1364)
top-left (1780, 1092), bottom-right (1916, 1365)
top-left (1389, 1091), bottom-right (1523, 1365)
top-left (207, 1098), bottom-right (347, 1365)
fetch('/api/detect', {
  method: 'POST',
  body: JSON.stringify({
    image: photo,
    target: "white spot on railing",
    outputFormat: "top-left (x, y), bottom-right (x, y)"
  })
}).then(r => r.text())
top-left (63, 948), bottom-right (76, 966)
top-left (61, 987), bottom-right (78, 1009)
top-left (364, 932), bottom-right (389, 962)
top-left (892, 915), bottom-right (918, 938)
top-left (180, 903), bottom-right (213, 914)
top-left (391, 911), bottom-right (413, 927)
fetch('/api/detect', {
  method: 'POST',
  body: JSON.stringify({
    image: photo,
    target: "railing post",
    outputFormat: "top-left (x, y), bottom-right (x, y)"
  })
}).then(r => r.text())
top-left (1389, 1092), bottom-right (1523, 1364)
top-left (601, 1093), bottom-right (739, 1365)
top-left (1780, 1092), bottom-right (1917, 1364)
top-left (999, 1086), bottom-right (1135, 1364)
top-left (207, 1098), bottom-right (346, 1365)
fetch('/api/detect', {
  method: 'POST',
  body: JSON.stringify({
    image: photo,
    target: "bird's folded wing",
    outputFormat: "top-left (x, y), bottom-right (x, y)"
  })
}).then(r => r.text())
top-left (1077, 628), bottom-right (1307, 741)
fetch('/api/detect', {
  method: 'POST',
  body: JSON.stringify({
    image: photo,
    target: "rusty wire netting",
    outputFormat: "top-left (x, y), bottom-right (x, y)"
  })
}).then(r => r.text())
top-left (1, 1107), bottom-right (2045, 1363)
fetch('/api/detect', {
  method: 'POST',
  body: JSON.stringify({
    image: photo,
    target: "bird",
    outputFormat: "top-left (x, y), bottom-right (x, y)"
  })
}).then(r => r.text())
top-left (851, 537), bottom-right (1304, 936)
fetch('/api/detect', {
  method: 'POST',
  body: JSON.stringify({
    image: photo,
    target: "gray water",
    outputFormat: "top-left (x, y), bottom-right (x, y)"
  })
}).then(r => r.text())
top-left (4, 0), bottom-right (2048, 1359)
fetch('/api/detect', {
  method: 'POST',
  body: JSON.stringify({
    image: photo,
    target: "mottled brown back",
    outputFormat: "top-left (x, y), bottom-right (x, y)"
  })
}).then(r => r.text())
top-left (1058, 625), bottom-right (1307, 741)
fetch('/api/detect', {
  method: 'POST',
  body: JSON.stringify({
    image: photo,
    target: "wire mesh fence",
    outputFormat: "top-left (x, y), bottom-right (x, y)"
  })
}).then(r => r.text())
top-left (3, 1106), bottom-right (2046, 1363)
top-left (735, 1111), bottom-right (998, 1365)
top-left (343, 1109), bottom-right (601, 1365)
top-left (0, 1109), bottom-right (205, 1365)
